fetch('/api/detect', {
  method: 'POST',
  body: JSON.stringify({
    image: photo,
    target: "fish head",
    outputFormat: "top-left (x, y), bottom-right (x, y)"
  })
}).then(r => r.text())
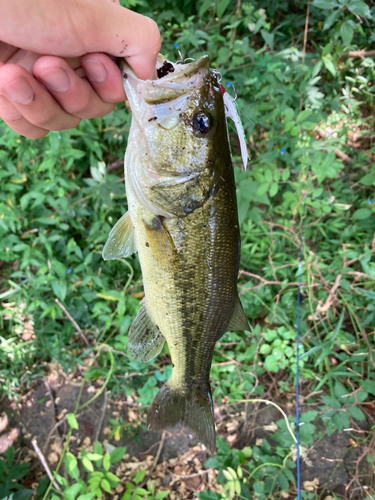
top-left (121, 55), bottom-right (230, 217)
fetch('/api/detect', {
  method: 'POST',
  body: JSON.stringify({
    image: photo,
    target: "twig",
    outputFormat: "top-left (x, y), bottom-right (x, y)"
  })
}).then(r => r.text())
top-left (107, 158), bottom-right (124, 173)
top-left (44, 380), bottom-right (57, 417)
top-left (300, 0), bottom-right (310, 111)
top-left (173, 470), bottom-right (208, 480)
top-left (43, 411), bottom-right (84, 454)
top-left (54, 299), bottom-right (90, 347)
top-left (94, 390), bottom-right (108, 442)
top-left (342, 50), bottom-right (375, 58)
top-left (334, 148), bottom-right (352, 163)
top-left (31, 439), bottom-right (61, 492)
top-left (140, 430), bottom-right (166, 487)
top-left (302, 1), bottom-right (310, 65)
top-left (316, 274), bottom-right (342, 315)
top-left (20, 228), bottom-right (39, 238)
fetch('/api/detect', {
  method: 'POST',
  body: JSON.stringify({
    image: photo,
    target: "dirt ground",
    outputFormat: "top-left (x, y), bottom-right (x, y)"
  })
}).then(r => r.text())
top-left (0, 374), bottom-right (373, 499)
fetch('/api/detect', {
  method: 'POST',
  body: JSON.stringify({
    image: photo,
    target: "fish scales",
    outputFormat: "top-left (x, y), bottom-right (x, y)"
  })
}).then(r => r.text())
top-left (103, 55), bottom-right (249, 452)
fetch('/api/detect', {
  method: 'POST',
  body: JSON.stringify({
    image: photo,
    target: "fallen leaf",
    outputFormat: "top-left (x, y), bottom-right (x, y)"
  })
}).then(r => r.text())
top-left (303, 478), bottom-right (319, 491)
top-left (48, 452), bottom-right (59, 464)
top-left (0, 413), bottom-right (8, 433)
top-left (0, 428), bottom-right (19, 454)
top-left (57, 408), bottom-right (67, 420)
top-left (263, 422), bottom-right (278, 432)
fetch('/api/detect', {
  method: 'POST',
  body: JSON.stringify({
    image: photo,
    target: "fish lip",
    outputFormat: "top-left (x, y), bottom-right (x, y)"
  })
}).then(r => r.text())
top-left (120, 55), bottom-right (210, 104)
top-left (120, 54), bottom-right (210, 82)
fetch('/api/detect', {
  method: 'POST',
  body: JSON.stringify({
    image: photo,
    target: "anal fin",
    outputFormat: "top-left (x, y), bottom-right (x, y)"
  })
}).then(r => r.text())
top-left (226, 296), bottom-right (250, 332)
top-left (102, 211), bottom-right (137, 261)
top-left (128, 300), bottom-right (165, 362)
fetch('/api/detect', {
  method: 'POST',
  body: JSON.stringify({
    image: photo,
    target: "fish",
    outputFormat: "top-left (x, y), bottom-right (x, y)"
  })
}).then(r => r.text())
top-left (102, 54), bottom-right (250, 453)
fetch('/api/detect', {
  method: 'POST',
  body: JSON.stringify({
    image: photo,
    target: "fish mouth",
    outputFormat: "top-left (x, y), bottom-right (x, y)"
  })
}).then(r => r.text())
top-left (120, 55), bottom-right (210, 105)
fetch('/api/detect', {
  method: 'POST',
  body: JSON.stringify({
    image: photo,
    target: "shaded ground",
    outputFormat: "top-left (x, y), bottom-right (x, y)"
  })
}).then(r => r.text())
top-left (0, 375), bottom-right (373, 499)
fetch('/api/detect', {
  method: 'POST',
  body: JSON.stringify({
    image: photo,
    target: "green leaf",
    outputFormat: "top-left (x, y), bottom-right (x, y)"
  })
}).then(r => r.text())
top-left (65, 452), bottom-right (79, 480)
top-left (217, 0), bottom-right (231, 17)
top-left (77, 494), bottom-right (96, 500)
top-left (300, 411), bottom-right (318, 423)
top-left (13, 490), bottom-right (34, 500)
top-left (52, 279), bottom-right (67, 301)
top-left (347, 405), bottom-right (366, 421)
top-left (103, 452), bottom-right (111, 471)
top-left (277, 471), bottom-right (289, 490)
top-left (347, 1), bottom-right (371, 17)
top-left (323, 9), bottom-right (341, 30)
top-left (334, 380), bottom-right (347, 399)
top-left (322, 56), bottom-right (336, 76)
top-left (199, 0), bottom-right (213, 17)
top-left (358, 173), bottom-right (375, 186)
top-left (110, 446), bottom-right (127, 464)
top-left (264, 354), bottom-right (279, 372)
top-left (269, 182), bottom-right (278, 197)
top-left (361, 380), bottom-right (375, 396)
top-left (282, 167), bottom-right (290, 181)
top-left (260, 30), bottom-right (274, 50)
top-left (340, 22), bottom-right (354, 45)
top-left (134, 488), bottom-right (149, 494)
top-left (96, 290), bottom-right (122, 301)
top-left (135, 469), bottom-right (146, 483)
top-left (155, 492), bottom-right (170, 500)
top-left (100, 478), bottom-right (111, 493)
top-left (106, 472), bottom-right (120, 484)
top-left (333, 411), bottom-right (350, 431)
top-left (67, 413), bottom-right (79, 430)
top-left (353, 208), bottom-right (371, 220)
top-left (86, 453), bottom-right (103, 460)
top-left (312, 0), bottom-right (339, 8)
top-left (93, 442), bottom-right (103, 455)
top-left (82, 456), bottom-right (94, 472)
top-left (63, 483), bottom-right (82, 500)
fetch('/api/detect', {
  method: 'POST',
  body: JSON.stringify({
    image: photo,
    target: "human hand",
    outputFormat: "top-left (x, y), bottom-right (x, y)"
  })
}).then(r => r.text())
top-left (0, 0), bottom-right (161, 138)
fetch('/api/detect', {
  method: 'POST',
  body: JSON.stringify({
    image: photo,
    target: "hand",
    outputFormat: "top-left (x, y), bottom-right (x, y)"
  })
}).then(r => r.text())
top-left (0, 0), bottom-right (161, 138)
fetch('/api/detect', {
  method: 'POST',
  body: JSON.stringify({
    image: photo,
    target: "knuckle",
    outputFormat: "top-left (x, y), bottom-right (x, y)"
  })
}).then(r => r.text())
top-left (54, 117), bottom-right (81, 131)
top-left (24, 129), bottom-right (49, 139)
top-left (88, 103), bottom-right (114, 119)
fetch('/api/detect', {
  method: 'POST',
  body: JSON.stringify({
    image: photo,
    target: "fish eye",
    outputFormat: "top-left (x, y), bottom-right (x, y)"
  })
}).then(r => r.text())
top-left (193, 112), bottom-right (212, 134)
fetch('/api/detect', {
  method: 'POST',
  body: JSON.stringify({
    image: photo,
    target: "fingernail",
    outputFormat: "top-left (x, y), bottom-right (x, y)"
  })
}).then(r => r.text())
top-left (3, 78), bottom-right (34, 105)
top-left (83, 59), bottom-right (107, 83)
top-left (40, 68), bottom-right (70, 92)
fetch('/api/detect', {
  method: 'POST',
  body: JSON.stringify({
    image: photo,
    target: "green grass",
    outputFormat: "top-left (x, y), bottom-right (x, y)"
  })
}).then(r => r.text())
top-left (1, 0), bottom-right (374, 499)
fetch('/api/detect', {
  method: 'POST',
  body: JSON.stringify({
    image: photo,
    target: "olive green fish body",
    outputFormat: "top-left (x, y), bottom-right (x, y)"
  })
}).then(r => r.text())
top-left (103, 56), bottom-right (249, 452)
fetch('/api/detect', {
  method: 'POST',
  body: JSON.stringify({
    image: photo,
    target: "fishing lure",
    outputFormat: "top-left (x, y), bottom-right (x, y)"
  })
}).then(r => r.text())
top-left (219, 82), bottom-right (249, 171)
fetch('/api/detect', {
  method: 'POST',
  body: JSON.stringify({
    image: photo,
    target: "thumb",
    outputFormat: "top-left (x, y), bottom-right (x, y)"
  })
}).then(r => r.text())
top-left (85, 2), bottom-right (161, 80)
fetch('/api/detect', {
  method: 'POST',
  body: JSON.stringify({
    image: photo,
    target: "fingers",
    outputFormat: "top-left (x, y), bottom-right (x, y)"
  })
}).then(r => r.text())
top-left (0, 93), bottom-right (48, 138)
top-left (0, 63), bottom-right (81, 136)
top-left (0, 53), bottom-right (125, 138)
top-left (81, 53), bottom-right (126, 104)
top-left (82, 2), bottom-right (161, 80)
top-left (33, 55), bottom-right (118, 118)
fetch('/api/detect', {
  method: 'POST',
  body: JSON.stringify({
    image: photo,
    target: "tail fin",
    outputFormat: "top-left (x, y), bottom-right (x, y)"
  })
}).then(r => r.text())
top-left (147, 381), bottom-right (216, 453)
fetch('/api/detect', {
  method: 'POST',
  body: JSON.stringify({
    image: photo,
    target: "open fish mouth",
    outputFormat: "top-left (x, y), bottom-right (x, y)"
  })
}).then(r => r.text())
top-left (120, 55), bottom-right (210, 104)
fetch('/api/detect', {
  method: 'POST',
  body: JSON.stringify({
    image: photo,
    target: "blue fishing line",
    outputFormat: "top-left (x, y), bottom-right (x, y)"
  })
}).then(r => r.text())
top-left (296, 205), bottom-right (305, 500)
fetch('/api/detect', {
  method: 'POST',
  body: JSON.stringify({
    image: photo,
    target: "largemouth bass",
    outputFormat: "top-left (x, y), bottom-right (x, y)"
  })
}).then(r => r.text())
top-left (103, 55), bottom-right (249, 452)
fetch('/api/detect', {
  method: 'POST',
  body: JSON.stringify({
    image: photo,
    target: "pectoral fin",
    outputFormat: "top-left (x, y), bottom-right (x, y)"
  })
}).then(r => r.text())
top-left (102, 212), bottom-right (137, 260)
top-left (226, 297), bottom-right (250, 332)
top-left (128, 301), bottom-right (165, 362)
